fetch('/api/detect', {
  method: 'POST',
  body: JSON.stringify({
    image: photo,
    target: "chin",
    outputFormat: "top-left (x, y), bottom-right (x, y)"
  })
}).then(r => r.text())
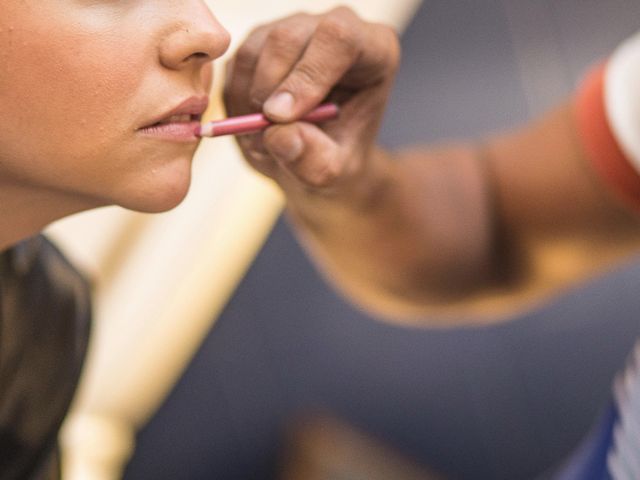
top-left (118, 159), bottom-right (194, 213)
top-left (134, 185), bottom-right (190, 213)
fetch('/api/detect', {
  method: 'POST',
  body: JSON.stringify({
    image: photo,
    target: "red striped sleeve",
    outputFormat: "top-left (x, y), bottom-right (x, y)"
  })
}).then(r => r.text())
top-left (574, 64), bottom-right (640, 211)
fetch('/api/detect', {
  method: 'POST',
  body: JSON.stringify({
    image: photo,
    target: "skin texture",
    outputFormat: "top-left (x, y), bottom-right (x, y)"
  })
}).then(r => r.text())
top-left (0, 0), bottom-right (230, 250)
top-left (225, 7), bottom-right (640, 324)
top-left (2, 3), bottom-right (639, 323)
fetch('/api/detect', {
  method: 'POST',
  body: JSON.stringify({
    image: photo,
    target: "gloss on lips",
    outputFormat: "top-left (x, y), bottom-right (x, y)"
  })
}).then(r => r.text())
top-left (138, 118), bottom-right (202, 141)
top-left (138, 96), bottom-right (209, 142)
top-left (196, 103), bottom-right (340, 137)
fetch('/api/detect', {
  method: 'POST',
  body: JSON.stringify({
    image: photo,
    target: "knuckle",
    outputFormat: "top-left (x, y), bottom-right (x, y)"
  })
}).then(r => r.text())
top-left (328, 5), bottom-right (358, 21)
top-left (319, 15), bottom-right (356, 47)
top-left (268, 24), bottom-right (309, 49)
top-left (249, 86), bottom-right (270, 107)
top-left (306, 160), bottom-right (340, 188)
top-left (282, 11), bottom-right (313, 23)
top-left (291, 61), bottom-right (324, 90)
top-left (249, 79), bottom-right (274, 106)
top-left (263, 127), bottom-right (284, 150)
top-left (264, 127), bottom-right (298, 161)
top-left (234, 26), bottom-right (268, 71)
top-left (380, 25), bottom-right (401, 71)
top-left (240, 138), bottom-right (273, 165)
top-left (234, 43), bottom-right (259, 71)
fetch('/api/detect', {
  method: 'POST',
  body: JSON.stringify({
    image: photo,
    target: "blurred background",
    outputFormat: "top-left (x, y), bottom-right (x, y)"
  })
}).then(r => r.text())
top-left (52, 1), bottom-right (640, 479)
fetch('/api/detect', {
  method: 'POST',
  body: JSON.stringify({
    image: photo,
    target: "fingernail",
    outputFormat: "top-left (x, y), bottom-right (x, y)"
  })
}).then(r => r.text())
top-left (272, 133), bottom-right (303, 163)
top-left (264, 92), bottom-right (295, 119)
top-left (248, 149), bottom-right (270, 163)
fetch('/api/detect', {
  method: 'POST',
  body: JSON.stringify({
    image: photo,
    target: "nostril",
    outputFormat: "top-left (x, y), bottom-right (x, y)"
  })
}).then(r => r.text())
top-left (188, 51), bottom-right (210, 62)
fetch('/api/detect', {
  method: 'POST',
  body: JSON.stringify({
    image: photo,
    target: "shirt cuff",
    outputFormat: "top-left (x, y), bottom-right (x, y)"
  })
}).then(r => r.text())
top-left (575, 45), bottom-right (640, 211)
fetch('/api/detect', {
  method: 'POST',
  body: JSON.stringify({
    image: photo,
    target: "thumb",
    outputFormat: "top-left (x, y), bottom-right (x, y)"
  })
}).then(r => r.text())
top-left (263, 122), bottom-right (345, 189)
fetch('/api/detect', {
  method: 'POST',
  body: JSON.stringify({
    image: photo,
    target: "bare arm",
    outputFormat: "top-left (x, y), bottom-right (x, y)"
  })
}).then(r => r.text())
top-left (279, 104), bottom-right (640, 322)
top-left (224, 9), bottom-right (640, 324)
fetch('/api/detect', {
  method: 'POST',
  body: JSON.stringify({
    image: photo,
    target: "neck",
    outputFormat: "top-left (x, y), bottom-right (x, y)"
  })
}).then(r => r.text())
top-left (0, 183), bottom-right (101, 252)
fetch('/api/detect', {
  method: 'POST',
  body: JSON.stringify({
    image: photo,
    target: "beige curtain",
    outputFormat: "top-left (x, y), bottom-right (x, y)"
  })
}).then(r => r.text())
top-left (48, 1), bottom-right (422, 479)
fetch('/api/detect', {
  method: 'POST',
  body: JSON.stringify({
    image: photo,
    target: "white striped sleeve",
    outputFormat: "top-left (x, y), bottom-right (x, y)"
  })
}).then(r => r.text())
top-left (605, 31), bottom-right (640, 174)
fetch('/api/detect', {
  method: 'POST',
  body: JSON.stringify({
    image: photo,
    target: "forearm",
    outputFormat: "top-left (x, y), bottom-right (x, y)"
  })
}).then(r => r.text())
top-left (283, 143), bottom-right (498, 320)
top-left (284, 104), bottom-right (640, 323)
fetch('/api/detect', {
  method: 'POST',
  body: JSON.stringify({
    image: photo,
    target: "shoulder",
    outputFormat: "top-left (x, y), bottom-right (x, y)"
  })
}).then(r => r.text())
top-left (3, 235), bottom-right (92, 329)
top-left (0, 235), bottom-right (92, 480)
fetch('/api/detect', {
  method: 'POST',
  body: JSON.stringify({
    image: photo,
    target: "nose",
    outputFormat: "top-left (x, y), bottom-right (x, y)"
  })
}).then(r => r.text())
top-left (159, 2), bottom-right (231, 71)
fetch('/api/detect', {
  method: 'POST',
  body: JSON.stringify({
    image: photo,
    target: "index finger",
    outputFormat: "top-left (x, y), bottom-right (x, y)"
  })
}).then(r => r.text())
top-left (263, 7), bottom-right (364, 122)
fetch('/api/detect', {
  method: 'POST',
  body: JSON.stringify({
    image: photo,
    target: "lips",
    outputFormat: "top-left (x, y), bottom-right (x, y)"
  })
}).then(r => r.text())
top-left (138, 96), bottom-right (209, 141)
top-left (154, 114), bottom-right (196, 126)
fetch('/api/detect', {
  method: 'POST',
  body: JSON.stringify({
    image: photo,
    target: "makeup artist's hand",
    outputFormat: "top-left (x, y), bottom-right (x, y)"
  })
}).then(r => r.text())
top-left (224, 7), bottom-right (400, 196)
top-left (224, 5), bottom-right (640, 325)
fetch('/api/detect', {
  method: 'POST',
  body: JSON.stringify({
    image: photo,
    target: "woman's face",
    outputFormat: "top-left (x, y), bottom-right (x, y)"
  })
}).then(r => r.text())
top-left (0, 1), bottom-right (230, 213)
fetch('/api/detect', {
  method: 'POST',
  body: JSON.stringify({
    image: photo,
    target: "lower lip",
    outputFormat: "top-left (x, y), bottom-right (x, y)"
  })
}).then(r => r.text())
top-left (137, 121), bottom-right (200, 142)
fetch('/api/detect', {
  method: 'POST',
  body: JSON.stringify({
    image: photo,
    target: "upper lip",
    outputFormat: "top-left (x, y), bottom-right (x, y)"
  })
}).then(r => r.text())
top-left (140, 96), bottom-right (209, 129)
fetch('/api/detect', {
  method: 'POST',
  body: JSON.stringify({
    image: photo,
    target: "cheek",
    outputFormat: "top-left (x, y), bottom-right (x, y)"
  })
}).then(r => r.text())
top-left (0, 8), bottom-right (198, 212)
top-left (0, 23), bottom-right (146, 171)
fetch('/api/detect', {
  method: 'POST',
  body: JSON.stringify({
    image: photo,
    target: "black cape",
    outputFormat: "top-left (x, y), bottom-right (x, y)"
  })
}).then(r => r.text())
top-left (0, 236), bottom-right (91, 480)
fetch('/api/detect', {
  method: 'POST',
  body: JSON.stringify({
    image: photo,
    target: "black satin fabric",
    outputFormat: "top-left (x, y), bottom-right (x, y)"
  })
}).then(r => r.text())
top-left (0, 236), bottom-right (91, 480)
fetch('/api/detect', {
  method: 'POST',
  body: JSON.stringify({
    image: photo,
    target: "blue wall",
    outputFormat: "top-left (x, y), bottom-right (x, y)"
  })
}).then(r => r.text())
top-left (125, 2), bottom-right (640, 478)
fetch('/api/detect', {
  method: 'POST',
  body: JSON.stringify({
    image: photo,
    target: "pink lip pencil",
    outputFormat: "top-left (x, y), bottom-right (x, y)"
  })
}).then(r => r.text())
top-left (196, 103), bottom-right (339, 138)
